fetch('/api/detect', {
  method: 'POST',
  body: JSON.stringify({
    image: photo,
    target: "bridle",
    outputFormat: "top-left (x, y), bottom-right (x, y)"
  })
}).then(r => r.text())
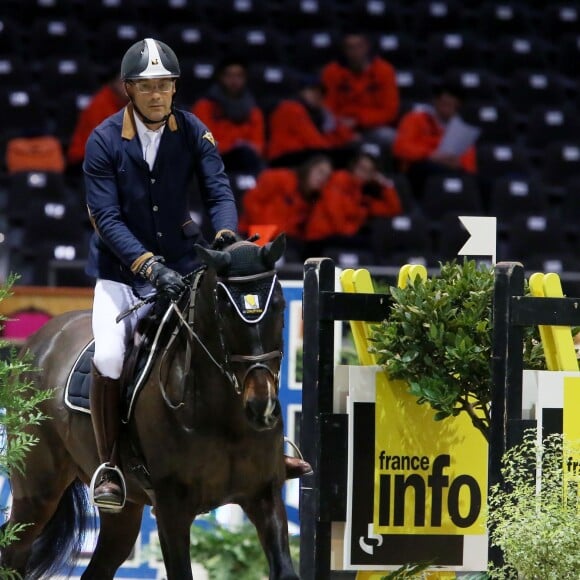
top-left (162, 268), bottom-right (282, 403)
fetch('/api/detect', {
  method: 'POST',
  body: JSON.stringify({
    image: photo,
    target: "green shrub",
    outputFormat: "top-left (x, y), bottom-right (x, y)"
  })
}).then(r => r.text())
top-left (0, 276), bottom-right (52, 579)
top-left (488, 430), bottom-right (580, 579)
top-left (370, 260), bottom-right (545, 442)
top-left (189, 513), bottom-right (299, 580)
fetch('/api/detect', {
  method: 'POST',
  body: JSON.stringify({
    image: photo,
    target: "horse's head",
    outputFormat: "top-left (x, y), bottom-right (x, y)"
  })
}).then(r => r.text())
top-left (195, 234), bottom-right (286, 431)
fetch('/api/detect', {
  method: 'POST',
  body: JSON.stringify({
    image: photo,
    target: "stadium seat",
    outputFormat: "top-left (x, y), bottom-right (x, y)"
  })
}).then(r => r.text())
top-left (444, 69), bottom-right (498, 104)
top-left (30, 18), bottom-right (90, 58)
top-left (505, 214), bottom-right (568, 265)
top-left (545, 4), bottom-right (580, 40)
top-left (160, 24), bottom-right (221, 62)
top-left (226, 27), bottom-right (286, 65)
top-left (204, 0), bottom-right (270, 31)
top-left (0, 56), bottom-right (27, 90)
top-left (489, 177), bottom-right (549, 232)
top-left (476, 143), bottom-right (529, 179)
top-left (370, 212), bottom-right (433, 267)
top-left (52, 92), bottom-right (92, 143)
top-left (556, 34), bottom-right (580, 77)
top-left (421, 174), bottom-right (483, 221)
top-left (0, 17), bottom-right (24, 54)
top-left (560, 176), bottom-right (580, 238)
top-left (0, 88), bottom-right (47, 136)
top-left (82, 0), bottom-right (140, 25)
top-left (461, 103), bottom-right (516, 144)
top-left (40, 57), bottom-right (99, 95)
top-left (542, 142), bottom-right (580, 188)
top-left (248, 64), bottom-right (298, 111)
top-left (425, 33), bottom-right (483, 74)
top-left (492, 36), bottom-right (550, 75)
top-left (526, 105), bottom-right (580, 150)
top-left (413, 0), bottom-right (463, 36)
top-left (93, 22), bottom-right (153, 62)
top-left (507, 70), bottom-right (567, 110)
top-left (143, 0), bottom-right (207, 28)
top-left (7, 171), bottom-right (69, 224)
top-left (292, 30), bottom-right (340, 72)
top-left (343, 0), bottom-right (405, 33)
top-left (477, 2), bottom-right (534, 37)
top-left (373, 32), bottom-right (418, 69)
top-left (395, 69), bottom-right (434, 109)
top-left (275, 0), bottom-right (339, 31)
top-left (178, 58), bottom-right (217, 106)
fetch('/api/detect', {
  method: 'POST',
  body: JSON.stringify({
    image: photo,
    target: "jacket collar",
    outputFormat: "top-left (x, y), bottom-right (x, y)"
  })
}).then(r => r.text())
top-left (121, 103), bottom-right (178, 140)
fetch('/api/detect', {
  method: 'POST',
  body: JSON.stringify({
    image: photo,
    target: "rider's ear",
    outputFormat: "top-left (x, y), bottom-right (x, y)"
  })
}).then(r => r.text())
top-left (260, 233), bottom-right (286, 268)
top-left (195, 244), bottom-right (232, 274)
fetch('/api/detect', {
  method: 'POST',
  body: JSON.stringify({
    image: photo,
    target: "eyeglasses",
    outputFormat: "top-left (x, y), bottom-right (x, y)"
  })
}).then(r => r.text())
top-left (130, 79), bottom-right (175, 94)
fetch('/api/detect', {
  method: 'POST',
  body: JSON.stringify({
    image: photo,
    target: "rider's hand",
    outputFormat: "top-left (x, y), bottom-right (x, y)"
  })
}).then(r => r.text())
top-left (211, 229), bottom-right (239, 250)
top-left (148, 262), bottom-right (186, 300)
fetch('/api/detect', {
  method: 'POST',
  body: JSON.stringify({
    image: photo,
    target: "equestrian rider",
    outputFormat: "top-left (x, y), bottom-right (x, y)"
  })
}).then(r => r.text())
top-left (84, 38), bottom-right (311, 511)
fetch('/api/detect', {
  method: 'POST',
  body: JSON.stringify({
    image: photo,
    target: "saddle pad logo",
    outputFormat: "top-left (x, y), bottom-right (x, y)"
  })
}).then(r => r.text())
top-left (243, 294), bottom-right (262, 314)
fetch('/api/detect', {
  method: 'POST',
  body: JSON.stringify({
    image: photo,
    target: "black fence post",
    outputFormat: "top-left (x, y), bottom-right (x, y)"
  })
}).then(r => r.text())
top-left (490, 262), bottom-right (525, 486)
top-left (300, 258), bottom-right (336, 580)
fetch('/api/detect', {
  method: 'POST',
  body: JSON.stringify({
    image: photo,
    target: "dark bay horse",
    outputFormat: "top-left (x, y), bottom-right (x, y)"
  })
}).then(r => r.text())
top-left (1, 234), bottom-right (299, 580)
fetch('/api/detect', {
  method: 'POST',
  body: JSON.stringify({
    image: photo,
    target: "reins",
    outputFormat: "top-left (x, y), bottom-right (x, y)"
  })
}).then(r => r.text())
top-left (155, 267), bottom-right (283, 408)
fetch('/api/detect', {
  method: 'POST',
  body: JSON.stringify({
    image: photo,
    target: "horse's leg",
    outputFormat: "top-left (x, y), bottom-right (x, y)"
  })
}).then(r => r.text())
top-left (81, 501), bottom-right (144, 580)
top-left (81, 502), bottom-right (144, 580)
top-left (153, 485), bottom-right (194, 580)
top-left (0, 493), bottom-right (65, 575)
top-left (243, 484), bottom-right (299, 580)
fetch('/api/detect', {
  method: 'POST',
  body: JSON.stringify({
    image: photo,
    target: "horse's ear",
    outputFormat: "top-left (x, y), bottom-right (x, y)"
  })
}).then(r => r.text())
top-left (260, 233), bottom-right (286, 268)
top-left (195, 244), bottom-right (232, 273)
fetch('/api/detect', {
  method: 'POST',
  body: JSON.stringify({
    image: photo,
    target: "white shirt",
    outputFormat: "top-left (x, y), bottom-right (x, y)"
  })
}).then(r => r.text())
top-left (134, 112), bottom-right (165, 171)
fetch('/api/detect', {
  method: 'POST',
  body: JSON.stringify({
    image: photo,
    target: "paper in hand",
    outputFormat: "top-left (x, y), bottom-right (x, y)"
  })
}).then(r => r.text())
top-left (436, 116), bottom-right (481, 157)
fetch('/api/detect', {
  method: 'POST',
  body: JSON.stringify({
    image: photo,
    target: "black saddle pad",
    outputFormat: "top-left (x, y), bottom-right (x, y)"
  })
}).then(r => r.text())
top-left (65, 340), bottom-right (150, 422)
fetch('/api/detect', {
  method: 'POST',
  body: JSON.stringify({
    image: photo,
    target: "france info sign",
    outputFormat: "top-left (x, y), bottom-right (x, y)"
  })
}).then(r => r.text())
top-left (344, 367), bottom-right (488, 571)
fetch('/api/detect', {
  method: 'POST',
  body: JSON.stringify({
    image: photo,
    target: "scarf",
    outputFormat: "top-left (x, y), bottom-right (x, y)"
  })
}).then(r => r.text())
top-left (206, 83), bottom-right (255, 125)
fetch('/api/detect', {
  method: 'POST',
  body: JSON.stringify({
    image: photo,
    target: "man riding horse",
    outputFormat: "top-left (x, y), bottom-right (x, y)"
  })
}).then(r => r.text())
top-left (84, 38), bottom-right (312, 510)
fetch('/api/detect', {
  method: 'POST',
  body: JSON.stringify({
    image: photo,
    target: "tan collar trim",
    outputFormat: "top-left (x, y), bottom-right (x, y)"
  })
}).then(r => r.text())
top-left (121, 104), bottom-right (137, 140)
top-left (122, 103), bottom-right (178, 139)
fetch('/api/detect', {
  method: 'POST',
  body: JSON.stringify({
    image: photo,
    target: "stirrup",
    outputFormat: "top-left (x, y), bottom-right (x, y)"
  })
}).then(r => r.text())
top-left (89, 463), bottom-right (127, 512)
top-left (284, 437), bottom-right (305, 461)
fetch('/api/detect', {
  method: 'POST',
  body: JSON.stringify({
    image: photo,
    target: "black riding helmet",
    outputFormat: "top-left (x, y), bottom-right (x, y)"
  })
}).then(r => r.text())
top-left (121, 38), bottom-right (180, 125)
top-left (121, 38), bottom-right (180, 81)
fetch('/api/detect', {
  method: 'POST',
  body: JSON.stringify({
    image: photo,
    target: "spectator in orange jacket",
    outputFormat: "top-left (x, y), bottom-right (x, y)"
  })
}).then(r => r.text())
top-left (322, 32), bottom-right (400, 148)
top-left (67, 76), bottom-right (128, 168)
top-left (268, 75), bottom-right (357, 167)
top-left (305, 151), bottom-right (402, 242)
top-left (192, 57), bottom-right (265, 174)
top-left (393, 83), bottom-right (478, 199)
top-left (239, 155), bottom-right (333, 241)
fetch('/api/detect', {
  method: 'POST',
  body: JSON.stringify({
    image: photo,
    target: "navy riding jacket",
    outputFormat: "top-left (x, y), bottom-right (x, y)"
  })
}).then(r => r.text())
top-left (84, 105), bottom-right (238, 287)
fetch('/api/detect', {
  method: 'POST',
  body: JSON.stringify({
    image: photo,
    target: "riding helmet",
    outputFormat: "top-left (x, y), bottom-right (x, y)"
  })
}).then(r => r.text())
top-left (121, 38), bottom-right (180, 81)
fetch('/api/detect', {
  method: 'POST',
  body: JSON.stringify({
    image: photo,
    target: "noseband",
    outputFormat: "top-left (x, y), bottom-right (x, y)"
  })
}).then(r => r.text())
top-left (167, 269), bottom-right (282, 399)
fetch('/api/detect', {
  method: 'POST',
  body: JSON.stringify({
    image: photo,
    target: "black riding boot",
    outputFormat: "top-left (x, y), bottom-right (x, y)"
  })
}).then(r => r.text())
top-left (284, 455), bottom-right (313, 479)
top-left (90, 363), bottom-right (125, 510)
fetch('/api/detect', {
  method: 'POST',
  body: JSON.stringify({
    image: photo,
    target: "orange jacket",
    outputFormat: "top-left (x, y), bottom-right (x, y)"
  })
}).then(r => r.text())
top-left (239, 169), bottom-right (311, 238)
top-left (305, 170), bottom-right (402, 240)
top-left (392, 110), bottom-right (477, 173)
top-left (321, 57), bottom-right (399, 129)
top-left (67, 84), bottom-right (127, 165)
top-left (192, 98), bottom-right (265, 156)
top-left (267, 99), bottom-right (354, 160)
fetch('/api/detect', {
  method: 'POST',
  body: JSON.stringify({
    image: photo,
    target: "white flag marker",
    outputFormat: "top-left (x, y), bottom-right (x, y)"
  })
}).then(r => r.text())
top-left (458, 216), bottom-right (497, 264)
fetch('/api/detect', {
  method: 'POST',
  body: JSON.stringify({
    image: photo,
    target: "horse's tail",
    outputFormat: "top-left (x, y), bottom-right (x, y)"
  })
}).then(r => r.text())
top-left (26, 478), bottom-right (93, 580)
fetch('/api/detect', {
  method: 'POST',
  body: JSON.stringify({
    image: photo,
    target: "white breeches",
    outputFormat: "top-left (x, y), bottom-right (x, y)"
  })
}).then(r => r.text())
top-left (92, 279), bottom-right (152, 379)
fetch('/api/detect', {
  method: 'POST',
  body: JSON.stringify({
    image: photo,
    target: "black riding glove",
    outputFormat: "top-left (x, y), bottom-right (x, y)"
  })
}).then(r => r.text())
top-left (211, 229), bottom-right (239, 250)
top-left (147, 261), bottom-right (186, 300)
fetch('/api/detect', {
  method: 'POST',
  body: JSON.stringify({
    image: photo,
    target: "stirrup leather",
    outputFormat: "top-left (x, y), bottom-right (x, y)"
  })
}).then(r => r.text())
top-left (89, 463), bottom-right (127, 512)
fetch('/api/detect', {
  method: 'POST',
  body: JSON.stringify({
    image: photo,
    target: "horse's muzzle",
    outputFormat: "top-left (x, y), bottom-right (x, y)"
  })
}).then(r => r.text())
top-left (245, 395), bottom-right (281, 430)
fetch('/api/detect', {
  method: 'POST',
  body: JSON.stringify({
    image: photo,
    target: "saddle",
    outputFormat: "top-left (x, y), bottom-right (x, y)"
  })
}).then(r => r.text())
top-left (65, 290), bottom-right (194, 422)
